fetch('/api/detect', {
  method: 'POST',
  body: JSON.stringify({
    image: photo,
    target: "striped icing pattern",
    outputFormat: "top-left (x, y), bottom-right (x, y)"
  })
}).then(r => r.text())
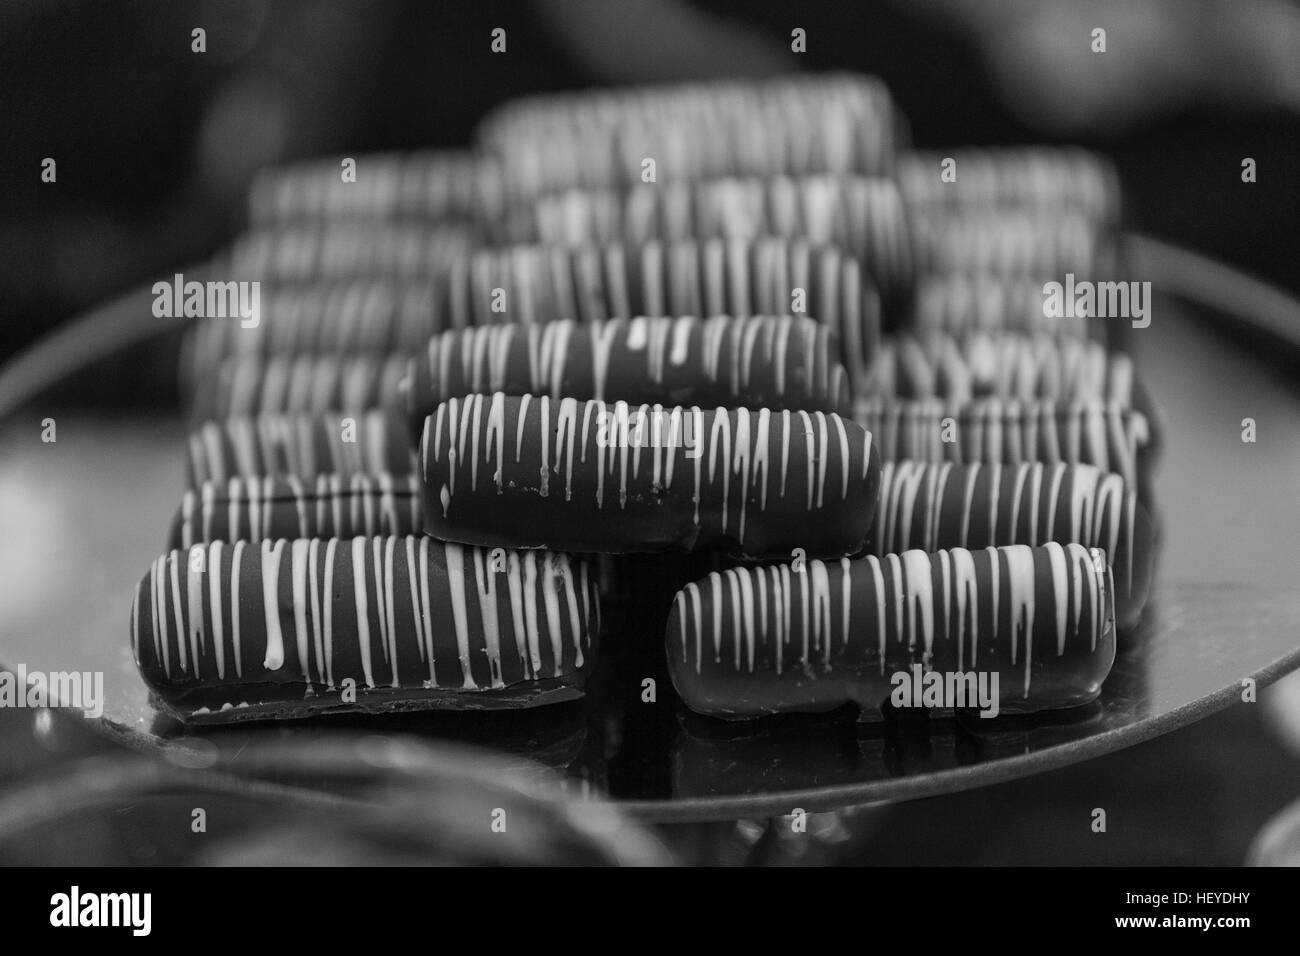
top-left (189, 238), bottom-right (881, 388)
top-left (870, 461), bottom-right (1142, 607)
top-left (898, 148), bottom-right (1120, 223)
top-left (194, 353), bottom-right (409, 421)
top-left (186, 410), bottom-right (413, 487)
top-left (478, 74), bottom-right (896, 201)
top-left (668, 542), bottom-right (1115, 715)
top-left (433, 239), bottom-right (881, 392)
top-left (864, 333), bottom-right (1135, 406)
top-left (228, 223), bottom-right (473, 282)
top-left (911, 274), bottom-right (1090, 337)
top-left (132, 536), bottom-right (599, 697)
top-left (248, 150), bottom-right (502, 225)
top-left (853, 398), bottom-right (1152, 490)
top-left (520, 176), bottom-right (912, 292)
top-left (188, 280), bottom-right (442, 374)
top-left (909, 208), bottom-right (1103, 278)
top-left (421, 393), bottom-right (878, 557)
top-left (409, 315), bottom-right (850, 420)
top-left (173, 473), bottom-right (423, 549)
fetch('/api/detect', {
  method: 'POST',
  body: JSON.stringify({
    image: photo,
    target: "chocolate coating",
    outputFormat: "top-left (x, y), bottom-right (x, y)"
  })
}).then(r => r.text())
top-left (478, 73), bottom-right (897, 203)
top-left (186, 410), bottom-right (413, 488)
top-left (868, 461), bottom-right (1153, 629)
top-left (227, 222), bottom-right (473, 282)
top-left (419, 393), bottom-right (881, 559)
top-left (186, 279), bottom-right (442, 379)
top-left (248, 150), bottom-right (501, 226)
top-left (909, 208), bottom-right (1108, 278)
top-left (865, 332), bottom-right (1136, 405)
top-left (898, 148), bottom-right (1121, 224)
top-left (170, 474), bottom-right (423, 550)
top-left (667, 543), bottom-right (1116, 720)
top-left (909, 274), bottom-right (1093, 338)
top-left (131, 537), bottom-right (600, 722)
top-left (188, 238), bottom-right (882, 395)
top-left (191, 353), bottom-right (408, 422)
top-left (517, 176), bottom-right (912, 294)
top-left (406, 315), bottom-right (852, 438)
top-left (853, 397), bottom-right (1156, 498)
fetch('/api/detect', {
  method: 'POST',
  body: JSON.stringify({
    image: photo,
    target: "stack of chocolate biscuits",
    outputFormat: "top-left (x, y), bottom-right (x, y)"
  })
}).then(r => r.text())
top-left (131, 73), bottom-right (1158, 729)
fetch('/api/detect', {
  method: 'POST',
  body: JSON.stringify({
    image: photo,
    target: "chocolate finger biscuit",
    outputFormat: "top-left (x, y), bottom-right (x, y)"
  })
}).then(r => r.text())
top-left (419, 394), bottom-right (881, 559)
top-left (406, 315), bottom-right (852, 437)
top-left (668, 542), bottom-right (1115, 720)
top-left (132, 537), bottom-right (600, 722)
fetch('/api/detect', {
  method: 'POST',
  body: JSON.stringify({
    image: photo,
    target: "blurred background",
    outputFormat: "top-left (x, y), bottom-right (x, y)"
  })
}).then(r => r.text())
top-left (1, 0), bottom-right (1299, 865)
top-left (4, 0), bottom-right (1299, 375)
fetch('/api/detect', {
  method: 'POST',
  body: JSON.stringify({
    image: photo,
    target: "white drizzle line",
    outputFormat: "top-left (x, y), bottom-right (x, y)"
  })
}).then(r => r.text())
top-left (473, 547), bottom-right (504, 687)
top-left (291, 539), bottom-right (311, 688)
top-left (444, 542), bottom-right (477, 689)
top-left (261, 539), bottom-right (287, 671)
top-left (187, 546), bottom-right (204, 678)
top-left (350, 536), bottom-right (374, 688)
top-left (169, 553), bottom-right (187, 674)
top-left (322, 538), bottom-right (336, 689)
top-left (384, 536), bottom-right (399, 687)
top-left (418, 536), bottom-right (436, 685)
top-left (231, 541), bottom-right (244, 678)
top-left (309, 539), bottom-right (324, 684)
top-left (210, 541), bottom-right (225, 680)
top-left (675, 543), bottom-right (1110, 706)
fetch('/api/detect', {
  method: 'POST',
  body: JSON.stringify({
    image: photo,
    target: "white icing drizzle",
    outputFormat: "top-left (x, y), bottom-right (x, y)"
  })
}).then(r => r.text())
top-left (673, 542), bottom-right (1112, 711)
top-left (950, 546), bottom-right (977, 670)
top-left (169, 553), bottom-right (187, 674)
top-left (350, 536), bottom-right (374, 688)
top-left (853, 398), bottom-right (1150, 490)
top-left (130, 581), bottom-right (141, 661)
top-left (559, 553), bottom-right (585, 669)
top-left (261, 539), bottom-right (287, 671)
top-left (901, 550), bottom-right (935, 663)
top-left (472, 548), bottom-right (504, 687)
top-left (417, 535), bottom-right (436, 685)
top-left (1002, 544), bottom-right (1036, 695)
top-left (187, 547), bottom-right (205, 678)
top-left (309, 539), bottom-right (324, 684)
top-left (504, 551), bottom-right (532, 679)
top-left (291, 539), bottom-right (311, 687)
top-left (145, 536), bottom-right (606, 707)
top-left (231, 540), bottom-right (244, 678)
top-left (200, 482), bottom-right (215, 546)
top-left (440, 396), bottom-right (858, 551)
top-left (150, 554), bottom-right (165, 673)
top-left (810, 559), bottom-right (832, 667)
top-left (443, 541), bottom-right (477, 689)
top-left (725, 571), bottom-right (744, 671)
top-left (541, 553), bottom-right (566, 678)
top-left (522, 552), bottom-right (543, 679)
top-left (189, 411), bottom-right (403, 486)
top-left (383, 536), bottom-right (399, 686)
top-left (780, 409), bottom-right (791, 498)
top-left (871, 460), bottom-right (1137, 601)
top-left (208, 541), bottom-right (225, 680)
top-left (371, 538), bottom-right (389, 672)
